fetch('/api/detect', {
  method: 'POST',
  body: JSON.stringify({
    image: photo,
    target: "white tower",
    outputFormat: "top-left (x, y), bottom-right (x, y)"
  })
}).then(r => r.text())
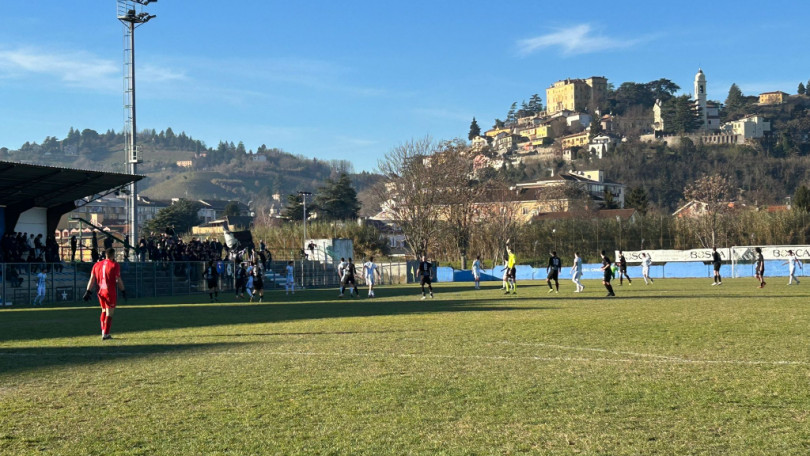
top-left (694, 68), bottom-right (708, 131)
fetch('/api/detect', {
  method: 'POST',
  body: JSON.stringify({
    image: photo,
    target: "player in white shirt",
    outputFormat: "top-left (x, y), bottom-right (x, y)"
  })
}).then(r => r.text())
top-left (285, 261), bottom-right (295, 295)
top-left (362, 256), bottom-right (382, 298)
top-left (337, 258), bottom-right (347, 296)
top-left (641, 253), bottom-right (654, 285)
top-left (570, 252), bottom-right (584, 293)
top-left (784, 249), bottom-right (803, 285)
top-left (33, 270), bottom-right (47, 306)
top-left (245, 263), bottom-right (254, 299)
top-left (472, 255), bottom-right (482, 290)
top-left (500, 258), bottom-right (509, 290)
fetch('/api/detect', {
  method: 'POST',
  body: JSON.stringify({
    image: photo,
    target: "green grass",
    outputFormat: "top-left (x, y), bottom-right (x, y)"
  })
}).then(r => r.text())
top-left (1, 279), bottom-right (809, 455)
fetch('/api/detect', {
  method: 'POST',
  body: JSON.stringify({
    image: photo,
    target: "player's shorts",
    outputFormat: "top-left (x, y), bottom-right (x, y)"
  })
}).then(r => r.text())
top-left (572, 271), bottom-right (582, 280)
top-left (253, 278), bottom-right (264, 291)
top-left (641, 268), bottom-right (650, 276)
top-left (286, 275), bottom-right (294, 285)
top-left (619, 266), bottom-right (627, 274)
top-left (472, 269), bottom-right (480, 280)
top-left (98, 293), bottom-right (117, 310)
top-left (713, 262), bottom-right (721, 272)
top-left (756, 267), bottom-right (765, 276)
top-left (37, 285), bottom-right (46, 297)
top-left (547, 269), bottom-right (559, 281)
top-left (507, 267), bottom-right (516, 279)
top-left (342, 275), bottom-right (356, 286)
top-left (420, 275), bottom-right (432, 286)
top-left (603, 269), bottom-right (612, 282)
top-left (366, 275), bottom-right (375, 286)
top-left (207, 279), bottom-right (217, 289)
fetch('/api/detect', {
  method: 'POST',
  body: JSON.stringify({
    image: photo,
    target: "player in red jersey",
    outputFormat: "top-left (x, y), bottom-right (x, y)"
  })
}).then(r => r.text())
top-left (84, 248), bottom-right (127, 340)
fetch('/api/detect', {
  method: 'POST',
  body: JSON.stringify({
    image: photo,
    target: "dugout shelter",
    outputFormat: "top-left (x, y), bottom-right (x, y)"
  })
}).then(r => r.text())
top-left (0, 161), bottom-right (143, 239)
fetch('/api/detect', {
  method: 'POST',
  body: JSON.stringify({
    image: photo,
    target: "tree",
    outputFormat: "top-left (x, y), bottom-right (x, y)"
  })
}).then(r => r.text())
top-left (793, 185), bottom-right (810, 212)
top-left (645, 78), bottom-right (680, 103)
top-left (142, 200), bottom-right (202, 236)
top-left (799, 82), bottom-right (806, 95)
top-left (431, 140), bottom-right (483, 268)
top-left (683, 174), bottom-right (735, 247)
top-left (724, 83), bottom-right (746, 120)
top-left (281, 193), bottom-right (312, 221)
top-left (313, 173), bottom-right (361, 220)
top-left (625, 186), bottom-right (649, 215)
top-left (506, 102), bottom-right (517, 126)
top-left (223, 201), bottom-right (242, 217)
top-left (662, 95), bottom-right (701, 134)
top-left (468, 118), bottom-right (481, 140)
top-left (374, 137), bottom-right (443, 257)
top-left (528, 93), bottom-right (543, 114)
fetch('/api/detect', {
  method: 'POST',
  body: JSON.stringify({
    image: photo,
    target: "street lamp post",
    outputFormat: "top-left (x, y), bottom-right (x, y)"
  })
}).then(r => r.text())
top-left (616, 215), bottom-right (622, 251)
top-left (298, 191), bottom-right (311, 288)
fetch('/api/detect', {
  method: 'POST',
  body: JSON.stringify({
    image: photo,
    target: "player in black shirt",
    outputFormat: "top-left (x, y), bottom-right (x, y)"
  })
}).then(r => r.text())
top-left (711, 247), bottom-right (723, 286)
top-left (755, 247), bottom-right (766, 288)
top-left (617, 251), bottom-right (632, 285)
top-left (250, 261), bottom-right (264, 303)
top-left (601, 250), bottom-right (616, 297)
top-left (340, 258), bottom-right (359, 297)
top-left (418, 255), bottom-right (434, 300)
top-left (204, 260), bottom-right (219, 302)
top-left (546, 251), bottom-right (562, 293)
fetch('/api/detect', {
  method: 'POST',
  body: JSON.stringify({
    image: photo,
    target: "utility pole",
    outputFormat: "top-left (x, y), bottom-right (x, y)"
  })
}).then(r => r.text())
top-left (298, 191), bottom-right (312, 288)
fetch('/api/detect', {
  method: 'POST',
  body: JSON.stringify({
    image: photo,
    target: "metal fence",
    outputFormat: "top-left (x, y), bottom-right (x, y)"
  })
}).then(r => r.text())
top-left (0, 260), bottom-right (409, 307)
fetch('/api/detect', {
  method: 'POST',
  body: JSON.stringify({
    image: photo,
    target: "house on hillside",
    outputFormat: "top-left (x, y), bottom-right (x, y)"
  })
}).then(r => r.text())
top-left (515, 170), bottom-right (626, 209)
top-left (759, 91), bottom-right (789, 105)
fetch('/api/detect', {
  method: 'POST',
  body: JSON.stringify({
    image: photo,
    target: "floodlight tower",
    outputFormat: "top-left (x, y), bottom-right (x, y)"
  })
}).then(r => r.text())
top-left (118, 0), bottom-right (156, 258)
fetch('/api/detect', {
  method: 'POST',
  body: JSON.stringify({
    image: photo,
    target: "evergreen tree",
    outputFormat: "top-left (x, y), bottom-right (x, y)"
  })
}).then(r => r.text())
top-left (313, 173), bottom-right (361, 220)
top-left (468, 117), bottom-right (481, 140)
top-left (724, 83), bottom-right (745, 119)
top-left (663, 95), bottom-right (701, 134)
top-left (506, 102), bottom-right (517, 125)
top-left (281, 193), bottom-right (309, 221)
top-left (625, 186), bottom-right (649, 215)
top-left (793, 185), bottom-right (810, 212)
top-left (528, 93), bottom-right (543, 114)
top-left (142, 200), bottom-right (202, 236)
top-left (799, 82), bottom-right (806, 95)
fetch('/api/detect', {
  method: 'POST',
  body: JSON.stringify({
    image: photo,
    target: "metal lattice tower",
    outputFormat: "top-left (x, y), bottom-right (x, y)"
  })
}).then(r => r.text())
top-left (117, 0), bottom-right (156, 257)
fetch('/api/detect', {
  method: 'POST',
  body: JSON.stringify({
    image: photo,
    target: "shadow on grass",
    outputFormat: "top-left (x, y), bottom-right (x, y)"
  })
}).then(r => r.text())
top-left (0, 341), bottom-right (252, 376)
top-left (0, 286), bottom-right (561, 343)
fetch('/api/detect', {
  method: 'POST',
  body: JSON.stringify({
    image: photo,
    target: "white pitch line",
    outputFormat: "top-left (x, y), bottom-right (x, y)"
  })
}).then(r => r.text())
top-left (0, 350), bottom-right (807, 367)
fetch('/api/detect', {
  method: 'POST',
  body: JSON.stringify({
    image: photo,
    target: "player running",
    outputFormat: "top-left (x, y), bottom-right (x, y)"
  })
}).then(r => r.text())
top-left (418, 255), bottom-right (434, 299)
top-left (250, 261), bottom-right (264, 302)
top-left (83, 248), bottom-right (126, 340)
top-left (617, 251), bottom-right (632, 285)
top-left (472, 255), bottom-right (482, 290)
top-left (784, 249), bottom-right (802, 285)
top-left (546, 251), bottom-right (561, 293)
top-left (600, 250), bottom-right (616, 297)
top-left (711, 247), bottom-right (723, 286)
top-left (362, 256), bottom-right (382, 298)
top-left (204, 260), bottom-right (219, 302)
top-left (755, 247), bottom-right (766, 288)
top-left (641, 253), bottom-right (654, 285)
top-left (33, 269), bottom-right (47, 306)
top-left (571, 252), bottom-right (584, 292)
top-left (339, 258), bottom-right (359, 297)
top-left (285, 261), bottom-right (295, 295)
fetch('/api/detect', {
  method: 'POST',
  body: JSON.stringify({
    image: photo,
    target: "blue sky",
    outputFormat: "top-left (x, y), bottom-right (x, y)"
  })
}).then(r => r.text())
top-left (1, 1), bottom-right (808, 172)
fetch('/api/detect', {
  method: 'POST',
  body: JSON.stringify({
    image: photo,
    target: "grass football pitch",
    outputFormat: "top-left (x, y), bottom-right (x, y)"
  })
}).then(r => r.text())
top-left (1, 278), bottom-right (809, 455)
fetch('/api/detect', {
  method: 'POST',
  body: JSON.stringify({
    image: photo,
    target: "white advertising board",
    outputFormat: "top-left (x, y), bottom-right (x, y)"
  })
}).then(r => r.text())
top-left (617, 248), bottom-right (731, 264)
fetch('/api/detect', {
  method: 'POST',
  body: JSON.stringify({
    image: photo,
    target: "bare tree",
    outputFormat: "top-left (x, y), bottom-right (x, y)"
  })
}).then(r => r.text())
top-left (473, 180), bottom-right (521, 267)
top-left (431, 140), bottom-right (483, 268)
top-left (683, 174), bottom-right (734, 247)
top-left (375, 137), bottom-right (443, 258)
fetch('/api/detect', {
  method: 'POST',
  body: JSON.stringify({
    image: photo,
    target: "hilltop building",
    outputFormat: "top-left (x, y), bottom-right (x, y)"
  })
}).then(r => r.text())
top-left (759, 91), bottom-right (789, 105)
top-left (545, 77), bottom-right (608, 114)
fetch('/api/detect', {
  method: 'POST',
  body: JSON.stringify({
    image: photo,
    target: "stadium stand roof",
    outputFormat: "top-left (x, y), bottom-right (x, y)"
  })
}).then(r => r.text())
top-left (0, 161), bottom-right (142, 209)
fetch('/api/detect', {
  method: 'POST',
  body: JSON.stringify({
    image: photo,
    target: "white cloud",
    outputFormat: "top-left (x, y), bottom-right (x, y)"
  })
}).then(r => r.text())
top-left (517, 24), bottom-right (647, 56)
top-left (0, 46), bottom-right (185, 92)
